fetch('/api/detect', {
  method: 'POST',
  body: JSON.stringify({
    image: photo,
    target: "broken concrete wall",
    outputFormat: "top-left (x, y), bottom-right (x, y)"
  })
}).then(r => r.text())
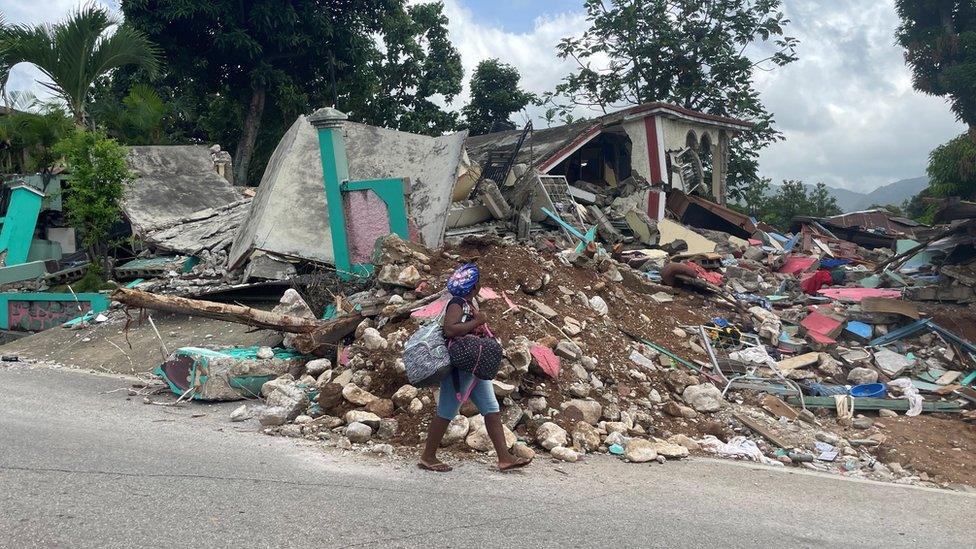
top-left (229, 115), bottom-right (466, 269)
top-left (124, 146), bottom-right (244, 235)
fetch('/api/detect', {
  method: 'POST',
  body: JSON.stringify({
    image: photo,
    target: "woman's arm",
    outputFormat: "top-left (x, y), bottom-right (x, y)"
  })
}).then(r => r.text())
top-left (442, 303), bottom-right (486, 338)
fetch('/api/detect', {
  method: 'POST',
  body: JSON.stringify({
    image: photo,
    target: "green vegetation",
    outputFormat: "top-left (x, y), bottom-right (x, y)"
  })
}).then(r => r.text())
top-left (0, 95), bottom-right (72, 173)
top-left (0, 5), bottom-right (159, 125)
top-left (733, 180), bottom-right (842, 231)
top-left (544, 0), bottom-right (799, 200)
top-left (118, 0), bottom-right (463, 184)
top-left (54, 130), bottom-right (130, 276)
top-left (462, 59), bottom-right (536, 136)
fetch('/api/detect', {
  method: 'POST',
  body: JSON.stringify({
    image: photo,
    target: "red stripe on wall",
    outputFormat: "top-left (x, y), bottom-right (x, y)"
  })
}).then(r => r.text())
top-left (644, 116), bottom-right (662, 183)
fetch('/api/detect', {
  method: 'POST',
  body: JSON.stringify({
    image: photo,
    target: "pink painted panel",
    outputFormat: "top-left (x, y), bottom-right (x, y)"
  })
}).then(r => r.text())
top-left (342, 190), bottom-right (391, 265)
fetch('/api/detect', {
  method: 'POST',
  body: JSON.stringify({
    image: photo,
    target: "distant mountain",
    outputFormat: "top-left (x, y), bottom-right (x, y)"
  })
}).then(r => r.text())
top-left (849, 177), bottom-right (929, 212)
top-left (766, 177), bottom-right (929, 213)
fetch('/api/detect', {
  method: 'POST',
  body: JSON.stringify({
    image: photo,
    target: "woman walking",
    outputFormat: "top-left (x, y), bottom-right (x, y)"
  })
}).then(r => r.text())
top-left (418, 263), bottom-right (532, 472)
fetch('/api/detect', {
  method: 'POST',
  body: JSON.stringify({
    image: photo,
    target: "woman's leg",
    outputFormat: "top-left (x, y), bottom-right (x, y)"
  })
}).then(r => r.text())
top-left (470, 378), bottom-right (530, 470)
top-left (419, 375), bottom-right (463, 472)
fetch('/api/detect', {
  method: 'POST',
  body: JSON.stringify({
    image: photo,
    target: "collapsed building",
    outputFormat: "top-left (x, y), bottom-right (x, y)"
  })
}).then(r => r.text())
top-left (2, 102), bottom-right (976, 488)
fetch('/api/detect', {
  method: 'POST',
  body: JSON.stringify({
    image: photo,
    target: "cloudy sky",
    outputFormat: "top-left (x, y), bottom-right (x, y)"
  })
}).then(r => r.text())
top-left (3, 0), bottom-right (965, 192)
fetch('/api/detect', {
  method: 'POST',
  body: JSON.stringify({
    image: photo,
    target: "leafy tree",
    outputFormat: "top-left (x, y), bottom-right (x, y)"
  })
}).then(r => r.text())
top-left (739, 177), bottom-right (771, 217)
top-left (90, 83), bottom-right (170, 145)
top-left (545, 0), bottom-right (798, 198)
top-left (0, 5), bottom-right (159, 125)
top-left (121, 0), bottom-right (463, 185)
top-left (903, 187), bottom-right (937, 222)
top-left (927, 132), bottom-right (976, 199)
top-left (0, 98), bottom-right (73, 173)
top-left (807, 182), bottom-right (842, 218)
top-left (462, 58), bottom-right (535, 136)
top-left (54, 129), bottom-right (130, 274)
top-left (896, 1), bottom-right (976, 130)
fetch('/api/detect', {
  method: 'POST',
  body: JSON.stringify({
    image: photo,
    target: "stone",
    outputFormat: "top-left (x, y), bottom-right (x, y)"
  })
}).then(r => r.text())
top-left (664, 401), bottom-right (698, 419)
top-left (345, 422), bottom-right (373, 443)
top-left (847, 367), bottom-right (879, 385)
top-left (667, 434), bottom-right (700, 451)
top-left (407, 398), bottom-right (424, 415)
top-left (264, 382), bottom-right (308, 420)
top-left (568, 382), bottom-right (591, 398)
top-left (605, 422), bottom-right (629, 435)
top-left (294, 415), bottom-right (313, 424)
top-left (563, 317), bottom-right (582, 336)
top-left (396, 265), bottom-right (422, 287)
top-left (377, 418), bottom-right (398, 439)
top-left (255, 406), bottom-right (290, 427)
top-left (332, 369), bottom-right (353, 387)
top-left (342, 383), bottom-right (378, 406)
top-left (317, 383), bottom-right (344, 411)
top-left (527, 396), bottom-right (548, 413)
top-left (648, 389), bottom-right (662, 404)
top-left (589, 296), bottom-right (609, 316)
top-left (672, 327), bottom-right (687, 339)
top-left (256, 346), bottom-right (275, 360)
top-left (366, 398), bottom-right (395, 418)
top-left (441, 415), bottom-right (470, 447)
top-left (392, 384), bottom-right (418, 409)
top-left (280, 424), bottom-right (303, 437)
top-left (504, 337), bottom-right (533, 372)
top-left (561, 399), bottom-right (603, 425)
top-left (853, 416), bottom-right (874, 430)
top-left (569, 362), bottom-right (589, 381)
top-left (466, 415), bottom-right (516, 452)
top-left (355, 319), bottom-right (374, 339)
top-left (500, 404), bottom-right (525, 430)
top-left (652, 441), bottom-right (690, 459)
top-left (305, 358), bottom-right (332, 377)
top-left (624, 439), bottom-right (658, 463)
top-left (273, 289), bottom-right (316, 347)
top-left (230, 405), bottom-right (252, 422)
top-left (512, 442), bottom-right (536, 460)
top-left (550, 446), bottom-right (579, 463)
top-left (682, 383), bottom-right (725, 413)
top-left (361, 328), bottom-right (389, 351)
top-left (529, 299), bottom-right (559, 319)
top-left (580, 356), bottom-right (598, 371)
top-left (572, 421), bottom-right (601, 453)
top-left (536, 422), bottom-right (569, 450)
top-left (344, 411), bottom-right (381, 430)
top-left (492, 380), bottom-right (517, 398)
top-left (555, 340), bottom-right (583, 361)
top-left (879, 409), bottom-right (898, 418)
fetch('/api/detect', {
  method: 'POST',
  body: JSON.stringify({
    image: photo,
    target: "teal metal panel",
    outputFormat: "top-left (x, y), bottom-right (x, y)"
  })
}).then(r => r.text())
top-left (27, 238), bottom-right (63, 263)
top-left (0, 261), bottom-right (48, 285)
top-left (0, 185), bottom-right (45, 266)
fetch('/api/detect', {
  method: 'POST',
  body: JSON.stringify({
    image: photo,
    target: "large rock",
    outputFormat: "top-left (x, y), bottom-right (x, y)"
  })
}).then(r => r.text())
top-left (366, 398), bottom-right (395, 418)
top-left (255, 405), bottom-right (291, 427)
top-left (397, 265), bottom-right (423, 287)
top-left (624, 439), bottom-right (658, 463)
top-left (441, 415), bottom-right (470, 447)
top-left (273, 288), bottom-right (316, 347)
top-left (560, 399), bottom-right (603, 425)
top-left (492, 380), bottom-right (517, 398)
top-left (667, 434), bottom-right (700, 451)
top-left (536, 422), bottom-right (569, 450)
top-left (555, 340), bottom-right (583, 361)
top-left (847, 367), bottom-right (879, 385)
top-left (504, 336), bottom-right (532, 372)
top-left (361, 328), bottom-right (389, 351)
top-left (652, 441), bottom-right (690, 459)
top-left (465, 415), bottom-right (516, 452)
top-left (344, 410), bottom-right (381, 430)
top-left (529, 299), bottom-right (559, 319)
top-left (342, 383), bottom-right (378, 406)
top-left (392, 384), bottom-right (418, 409)
top-left (682, 383), bottom-right (725, 413)
top-left (263, 381), bottom-right (308, 420)
top-left (589, 296), bottom-right (608, 316)
top-left (317, 383), bottom-right (344, 411)
top-left (305, 358), bottom-right (332, 377)
top-left (345, 422), bottom-right (373, 443)
top-left (550, 446), bottom-right (579, 463)
top-left (230, 405), bottom-right (252, 422)
top-left (572, 421), bottom-right (601, 453)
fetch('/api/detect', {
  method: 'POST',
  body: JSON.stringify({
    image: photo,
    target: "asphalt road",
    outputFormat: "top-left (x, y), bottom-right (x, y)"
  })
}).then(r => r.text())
top-left (1, 363), bottom-right (972, 548)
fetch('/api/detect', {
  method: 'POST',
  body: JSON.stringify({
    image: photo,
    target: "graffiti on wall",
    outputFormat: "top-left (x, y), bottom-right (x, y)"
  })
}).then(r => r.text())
top-left (8, 300), bottom-right (92, 332)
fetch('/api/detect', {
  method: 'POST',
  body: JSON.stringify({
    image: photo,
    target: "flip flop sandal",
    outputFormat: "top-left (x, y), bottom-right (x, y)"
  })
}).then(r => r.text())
top-left (417, 460), bottom-right (453, 473)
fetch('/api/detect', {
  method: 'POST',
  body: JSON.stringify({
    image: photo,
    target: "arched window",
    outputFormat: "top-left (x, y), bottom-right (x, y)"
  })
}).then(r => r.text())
top-left (685, 130), bottom-right (698, 150)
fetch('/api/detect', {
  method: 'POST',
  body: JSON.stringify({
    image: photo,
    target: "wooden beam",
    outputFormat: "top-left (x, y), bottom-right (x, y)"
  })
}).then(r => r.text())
top-left (111, 288), bottom-right (325, 333)
top-left (732, 411), bottom-right (789, 449)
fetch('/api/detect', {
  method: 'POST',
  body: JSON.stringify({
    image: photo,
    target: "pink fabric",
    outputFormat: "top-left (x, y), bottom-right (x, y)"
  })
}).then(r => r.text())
top-left (817, 288), bottom-right (902, 302)
top-left (530, 345), bottom-right (561, 380)
top-left (410, 296), bottom-right (450, 319)
top-left (779, 255), bottom-right (818, 275)
top-left (479, 287), bottom-right (500, 300)
top-left (687, 262), bottom-right (723, 285)
top-left (801, 270), bottom-right (833, 294)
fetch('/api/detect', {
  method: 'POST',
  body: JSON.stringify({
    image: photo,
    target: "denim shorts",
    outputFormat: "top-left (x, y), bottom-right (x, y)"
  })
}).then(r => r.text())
top-left (436, 369), bottom-right (500, 420)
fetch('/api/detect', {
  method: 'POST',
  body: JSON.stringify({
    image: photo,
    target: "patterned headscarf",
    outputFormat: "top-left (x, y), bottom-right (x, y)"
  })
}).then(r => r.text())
top-left (447, 263), bottom-right (480, 297)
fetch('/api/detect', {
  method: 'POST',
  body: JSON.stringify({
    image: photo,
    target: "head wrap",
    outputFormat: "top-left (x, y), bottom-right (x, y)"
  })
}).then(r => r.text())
top-left (447, 263), bottom-right (479, 297)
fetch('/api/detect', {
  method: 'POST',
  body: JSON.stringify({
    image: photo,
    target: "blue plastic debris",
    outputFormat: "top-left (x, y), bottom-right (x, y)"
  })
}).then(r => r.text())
top-left (844, 321), bottom-right (873, 340)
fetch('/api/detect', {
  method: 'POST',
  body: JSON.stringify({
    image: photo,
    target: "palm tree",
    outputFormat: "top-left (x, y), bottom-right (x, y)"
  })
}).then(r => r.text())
top-left (0, 5), bottom-right (160, 125)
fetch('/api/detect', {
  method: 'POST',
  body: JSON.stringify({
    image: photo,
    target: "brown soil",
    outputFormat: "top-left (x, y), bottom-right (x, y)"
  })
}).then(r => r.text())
top-left (872, 415), bottom-right (976, 486)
